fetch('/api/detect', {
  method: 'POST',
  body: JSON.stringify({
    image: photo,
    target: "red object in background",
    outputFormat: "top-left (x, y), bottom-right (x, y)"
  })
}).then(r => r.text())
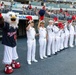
top-left (0, 13), bottom-right (4, 28)
top-left (42, 6), bottom-right (46, 10)
top-left (38, 9), bottom-right (45, 20)
top-left (67, 20), bottom-right (72, 23)
top-left (0, 4), bottom-right (1, 7)
top-left (28, 5), bottom-right (32, 9)
top-left (53, 17), bottom-right (58, 21)
top-left (26, 16), bottom-right (33, 20)
top-left (60, 8), bottom-right (63, 13)
top-left (40, 16), bottom-right (44, 20)
top-left (58, 22), bottom-right (64, 29)
top-left (65, 12), bottom-right (70, 16)
top-left (0, 4), bottom-right (2, 6)
top-left (0, 13), bottom-right (2, 18)
top-left (1, 4), bottom-right (3, 6)
top-left (74, 15), bottom-right (76, 20)
top-left (72, 15), bottom-right (76, 20)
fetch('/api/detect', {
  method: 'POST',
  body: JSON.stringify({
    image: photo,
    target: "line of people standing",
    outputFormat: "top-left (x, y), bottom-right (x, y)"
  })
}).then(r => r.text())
top-left (26, 17), bottom-right (76, 65)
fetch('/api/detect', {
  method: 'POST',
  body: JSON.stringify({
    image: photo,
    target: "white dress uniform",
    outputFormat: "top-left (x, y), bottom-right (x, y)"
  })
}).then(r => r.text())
top-left (60, 29), bottom-right (65, 50)
top-left (26, 26), bottom-right (37, 64)
top-left (47, 25), bottom-right (55, 55)
top-left (69, 23), bottom-right (75, 47)
top-left (64, 23), bottom-right (69, 48)
top-left (53, 25), bottom-right (61, 52)
top-left (39, 27), bottom-right (47, 59)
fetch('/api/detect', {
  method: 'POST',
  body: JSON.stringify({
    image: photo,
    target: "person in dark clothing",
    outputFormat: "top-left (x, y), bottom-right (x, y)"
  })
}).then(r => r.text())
top-left (38, 6), bottom-right (46, 20)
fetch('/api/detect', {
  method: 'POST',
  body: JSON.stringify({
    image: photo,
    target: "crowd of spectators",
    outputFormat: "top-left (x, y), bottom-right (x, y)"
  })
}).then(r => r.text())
top-left (21, 4), bottom-right (38, 15)
top-left (45, 8), bottom-right (76, 20)
top-left (0, 1), bottom-right (11, 13)
top-left (0, 1), bottom-right (76, 21)
top-left (0, 2), bottom-right (38, 15)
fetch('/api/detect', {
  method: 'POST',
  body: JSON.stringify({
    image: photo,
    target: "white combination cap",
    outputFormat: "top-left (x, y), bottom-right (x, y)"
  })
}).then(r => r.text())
top-left (54, 21), bottom-right (58, 23)
top-left (49, 20), bottom-right (53, 22)
top-left (40, 20), bottom-right (45, 24)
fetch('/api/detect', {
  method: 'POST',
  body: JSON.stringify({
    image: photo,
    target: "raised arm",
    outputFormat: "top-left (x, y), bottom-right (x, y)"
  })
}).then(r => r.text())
top-left (26, 24), bottom-right (31, 31)
top-left (38, 20), bottom-right (41, 29)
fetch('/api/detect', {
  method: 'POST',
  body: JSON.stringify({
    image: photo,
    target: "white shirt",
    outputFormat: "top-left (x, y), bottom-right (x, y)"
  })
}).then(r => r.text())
top-left (60, 29), bottom-right (65, 37)
top-left (47, 25), bottom-right (54, 38)
top-left (74, 25), bottom-right (76, 34)
top-left (53, 25), bottom-right (60, 37)
top-left (69, 23), bottom-right (75, 35)
top-left (64, 24), bottom-right (69, 35)
top-left (26, 26), bottom-right (36, 40)
top-left (39, 27), bottom-right (46, 39)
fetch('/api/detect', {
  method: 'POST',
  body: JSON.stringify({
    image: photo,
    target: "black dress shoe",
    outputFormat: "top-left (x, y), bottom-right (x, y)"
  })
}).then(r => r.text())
top-left (54, 52), bottom-right (57, 55)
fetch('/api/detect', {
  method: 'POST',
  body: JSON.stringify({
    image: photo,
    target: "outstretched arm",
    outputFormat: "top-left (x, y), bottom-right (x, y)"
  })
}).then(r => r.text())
top-left (38, 20), bottom-right (41, 29)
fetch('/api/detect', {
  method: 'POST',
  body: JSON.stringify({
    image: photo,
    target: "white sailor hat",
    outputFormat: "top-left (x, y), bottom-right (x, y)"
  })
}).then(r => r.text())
top-left (54, 21), bottom-right (58, 23)
top-left (40, 20), bottom-right (45, 24)
top-left (49, 20), bottom-right (53, 22)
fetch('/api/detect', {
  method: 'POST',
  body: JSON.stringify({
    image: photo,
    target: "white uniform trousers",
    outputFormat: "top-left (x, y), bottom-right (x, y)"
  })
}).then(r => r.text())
top-left (47, 37), bottom-right (53, 56)
top-left (3, 45), bottom-right (18, 64)
top-left (60, 34), bottom-right (65, 50)
top-left (39, 38), bottom-right (46, 58)
top-left (69, 34), bottom-right (74, 47)
top-left (55, 36), bottom-right (60, 52)
top-left (52, 37), bottom-right (56, 54)
top-left (47, 37), bottom-right (55, 55)
top-left (27, 39), bottom-right (36, 62)
top-left (64, 34), bottom-right (69, 48)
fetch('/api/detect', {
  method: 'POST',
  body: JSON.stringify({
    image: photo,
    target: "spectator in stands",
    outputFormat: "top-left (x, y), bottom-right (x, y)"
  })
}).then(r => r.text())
top-left (64, 10), bottom-right (70, 20)
top-left (70, 4), bottom-right (73, 8)
top-left (26, 4), bottom-right (34, 15)
top-left (46, 9), bottom-right (51, 15)
top-left (50, 10), bottom-right (56, 18)
top-left (60, 8), bottom-right (63, 13)
top-left (45, 9), bottom-right (50, 17)
top-left (28, 4), bottom-right (32, 10)
top-left (33, 7), bottom-right (38, 15)
top-left (22, 5), bottom-right (26, 14)
top-left (50, 10), bottom-right (54, 15)
top-left (1, 2), bottom-right (5, 12)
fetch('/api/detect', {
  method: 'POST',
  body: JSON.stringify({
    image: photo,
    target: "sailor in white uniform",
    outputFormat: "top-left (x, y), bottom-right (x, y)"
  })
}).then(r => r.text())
top-left (71, 16), bottom-right (76, 46)
top-left (68, 21), bottom-right (75, 47)
top-left (64, 21), bottom-right (70, 48)
top-left (60, 23), bottom-right (65, 50)
top-left (47, 20), bottom-right (55, 56)
top-left (38, 20), bottom-right (47, 59)
top-left (26, 20), bottom-right (38, 65)
top-left (53, 22), bottom-right (61, 53)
